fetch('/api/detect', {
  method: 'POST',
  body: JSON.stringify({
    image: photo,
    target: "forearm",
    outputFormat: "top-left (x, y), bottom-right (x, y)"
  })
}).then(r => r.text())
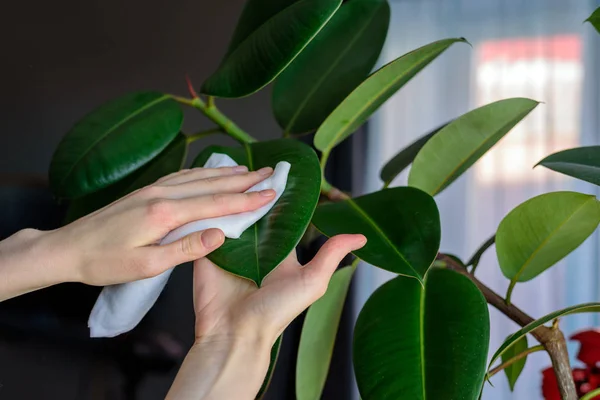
top-left (0, 229), bottom-right (72, 301)
top-left (167, 333), bottom-right (273, 400)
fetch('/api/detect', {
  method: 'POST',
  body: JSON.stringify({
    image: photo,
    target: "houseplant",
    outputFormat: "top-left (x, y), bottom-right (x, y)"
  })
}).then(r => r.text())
top-left (48, 1), bottom-right (600, 399)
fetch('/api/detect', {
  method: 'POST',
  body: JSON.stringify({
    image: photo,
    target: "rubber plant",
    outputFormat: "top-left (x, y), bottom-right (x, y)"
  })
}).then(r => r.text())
top-left (48, 2), bottom-right (600, 399)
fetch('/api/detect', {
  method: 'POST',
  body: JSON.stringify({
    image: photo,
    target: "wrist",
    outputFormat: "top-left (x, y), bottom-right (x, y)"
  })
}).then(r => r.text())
top-left (0, 228), bottom-right (69, 300)
top-left (168, 331), bottom-right (274, 400)
top-left (193, 329), bottom-right (275, 356)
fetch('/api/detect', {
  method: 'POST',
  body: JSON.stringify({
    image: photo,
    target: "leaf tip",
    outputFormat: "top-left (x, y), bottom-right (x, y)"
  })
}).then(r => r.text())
top-left (458, 37), bottom-right (473, 48)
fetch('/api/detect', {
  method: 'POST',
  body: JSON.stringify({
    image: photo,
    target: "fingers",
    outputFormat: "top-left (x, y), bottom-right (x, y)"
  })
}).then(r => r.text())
top-left (162, 167), bottom-right (274, 199)
top-left (146, 190), bottom-right (277, 230)
top-left (149, 228), bottom-right (225, 271)
top-left (156, 166), bottom-right (249, 186)
top-left (302, 234), bottom-right (367, 294)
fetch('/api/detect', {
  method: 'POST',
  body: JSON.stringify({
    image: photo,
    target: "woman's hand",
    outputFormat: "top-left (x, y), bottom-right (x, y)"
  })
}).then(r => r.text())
top-left (0, 165), bottom-right (276, 300)
top-left (167, 234), bottom-right (367, 400)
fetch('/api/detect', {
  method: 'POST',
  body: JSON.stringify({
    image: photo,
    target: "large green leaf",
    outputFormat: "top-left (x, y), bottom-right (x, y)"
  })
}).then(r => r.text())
top-left (586, 7), bottom-right (600, 34)
top-left (354, 268), bottom-right (490, 400)
top-left (192, 139), bottom-right (321, 285)
top-left (536, 146), bottom-right (600, 186)
top-left (313, 38), bottom-right (466, 153)
top-left (502, 335), bottom-right (527, 391)
top-left (201, 0), bottom-right (342, 98)
top-left (380, 122), bottom-right (448, 187)
top-left (49, 91), bottom-right (183, 198)
top-left (488, 303), bottom-right (600, 375)
top-left (257, 335), bottom-right (282, 399)
top-left (64, 133), bottom-right (188, 224)
top-left (496, 192), bottom-right (600, 298)
top-left (312, 187), bottom-right (440, 283)
top-left (296, 265), bottom-right (355, 400)
top-left (408, 98), bottom-right (538, 196)
top-left (272, 0), bottom-right (390, 135)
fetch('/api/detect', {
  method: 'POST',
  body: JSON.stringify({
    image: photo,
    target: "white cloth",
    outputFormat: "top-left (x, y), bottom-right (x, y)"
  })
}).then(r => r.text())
top-left (88, 153), bottom-right (291, 338)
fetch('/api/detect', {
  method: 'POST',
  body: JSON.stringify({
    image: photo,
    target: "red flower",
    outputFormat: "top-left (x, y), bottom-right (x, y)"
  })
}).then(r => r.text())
top-left (572, 331), bottom-right (600, 369)
top-left (542, 330), bottom-right (600, 399)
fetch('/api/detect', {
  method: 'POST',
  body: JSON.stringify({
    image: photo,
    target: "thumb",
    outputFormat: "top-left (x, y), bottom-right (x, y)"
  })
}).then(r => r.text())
top-left (302, 234), bottom-right (366, 296)
top-left (157, 228), bottom-right (225, 268)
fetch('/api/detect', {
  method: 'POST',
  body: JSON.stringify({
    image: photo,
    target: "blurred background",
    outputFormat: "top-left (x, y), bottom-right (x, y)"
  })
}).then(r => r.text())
top-left (2, 0), bottom-right (600, 399)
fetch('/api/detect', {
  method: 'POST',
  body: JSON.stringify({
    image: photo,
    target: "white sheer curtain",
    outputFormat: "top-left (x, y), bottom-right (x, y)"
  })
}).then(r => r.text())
top-left (355, 0), bottom-right (600, 399)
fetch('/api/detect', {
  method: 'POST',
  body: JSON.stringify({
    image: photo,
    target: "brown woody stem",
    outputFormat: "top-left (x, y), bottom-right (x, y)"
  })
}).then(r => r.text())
top-left (439, 255), bottom-right (577, 399)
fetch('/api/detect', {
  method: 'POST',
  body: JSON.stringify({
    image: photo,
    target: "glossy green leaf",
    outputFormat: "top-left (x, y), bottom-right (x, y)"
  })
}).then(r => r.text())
top-left (380, 122), bottom-right (448, 186)
top-left (536, 146), bottom-right (600, 186)
top-left (257, 336), bottom-right (282, 399)
top-left (50, 92), bottom-right (183, 198)
top-left (586, 7), bottom-right (600, 34)
top-left (409, 98), bottom-right (538, 195)
top-left (502, 335), bottom-right (527, 391)
top-left (273, 0), bottom-right (390, 135)
top-left (354, 268), bottom-right (490, 400)
top-left (312, 187), bottom-right (440, 283)
top-left (64, 133), bottom-right (188, 224)
top-left (192, 139), bottom-right (321, 285)
top-left (296, 265), bottom-right (355, 400)
top-left (488, 303), bottom-right (600, 375)
top-left (314, 38), bottom-right (466, 153)
top-left (496, 192), bottom-right (600, 292)
top-left (201, 0), bottom-right (342, 98)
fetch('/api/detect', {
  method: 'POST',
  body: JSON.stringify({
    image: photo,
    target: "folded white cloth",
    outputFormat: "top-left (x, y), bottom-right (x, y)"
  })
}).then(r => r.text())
top-left (88, 153), bottom-right (291, 338)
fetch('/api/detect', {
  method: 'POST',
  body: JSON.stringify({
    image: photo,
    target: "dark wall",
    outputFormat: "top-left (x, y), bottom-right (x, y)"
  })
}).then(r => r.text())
top-left (1, 0), bottom-right (281, 177)
top-left (0, 1), bottom-right (294, 399)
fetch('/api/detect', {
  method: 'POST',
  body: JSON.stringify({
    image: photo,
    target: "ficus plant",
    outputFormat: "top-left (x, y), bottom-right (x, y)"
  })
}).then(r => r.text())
top-left (47, 1), bottom-right (600, 399)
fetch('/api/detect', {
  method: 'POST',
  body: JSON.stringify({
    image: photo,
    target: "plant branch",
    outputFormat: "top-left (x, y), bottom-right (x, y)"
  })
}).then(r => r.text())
top-left (467, 234), bottom-right (496, 275)
top-left (488, 345), bottom-right (544, 378)
top-left (172, 95), bottom-right (256, 144)
top-left (171, 76), bottom-right (256, 145)
top-left (321, 179), bottom-right (349, 202)
top-left (319, 148), bottom-right (349, 201)
top-left (186, 127), bottom-right (222, 144)
top-left (438, 254), bottom-right (577, 399)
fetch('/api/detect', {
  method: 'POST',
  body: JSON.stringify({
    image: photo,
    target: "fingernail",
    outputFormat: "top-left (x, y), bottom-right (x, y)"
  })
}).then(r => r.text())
top-left (356, 235), bottom-right (367, 247)
top-left (234, 165), bottom-right (248, 173)
top-left (258, 167), bottom-right (273, 176)
top-left (260, 189), bottom-right (276, 197)
top-left (201, 229), bottom-right (224, 248)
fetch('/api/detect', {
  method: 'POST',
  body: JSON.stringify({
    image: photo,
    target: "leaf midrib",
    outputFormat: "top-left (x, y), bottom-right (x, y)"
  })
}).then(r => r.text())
top-left (320, 43), bottom-right (453, 153)
top-left (56, 94), bottom-right (171, 191)
top-left (283, 3), bottom-right (380, 134)
top-left (542, 161), bottom-right (600, 172)
top-left (346, 198), bottom-right (422, 282)
top-left (419, 279), bottom-right (426, 400)
top-left (209, 0), bottom-right (342, 94)
top-left (510, 197), bottom-right (593, 284)
top-left (429, 105), bottom-right (536, 195)
top-left (244, 143), bottom-right (261, 284)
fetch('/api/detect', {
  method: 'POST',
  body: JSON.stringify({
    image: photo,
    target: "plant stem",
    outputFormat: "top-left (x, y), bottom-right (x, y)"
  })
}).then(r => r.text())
top-left (186, 127), bottom-right (222, 144)
top-left (171, 95), bottom-right (257, 144)
top-left (467, 234), bottom-right (496, 275)
top-left (488, 345), bottom-right (544, 378)
top-left (506, 280), bottom-right (517, 306)
top-left (321, 179), bottom-right (349, 202)
top-left (439, 254), bottom-right (578, 400)
top-left (319, 148), bottom-right (349, 201)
